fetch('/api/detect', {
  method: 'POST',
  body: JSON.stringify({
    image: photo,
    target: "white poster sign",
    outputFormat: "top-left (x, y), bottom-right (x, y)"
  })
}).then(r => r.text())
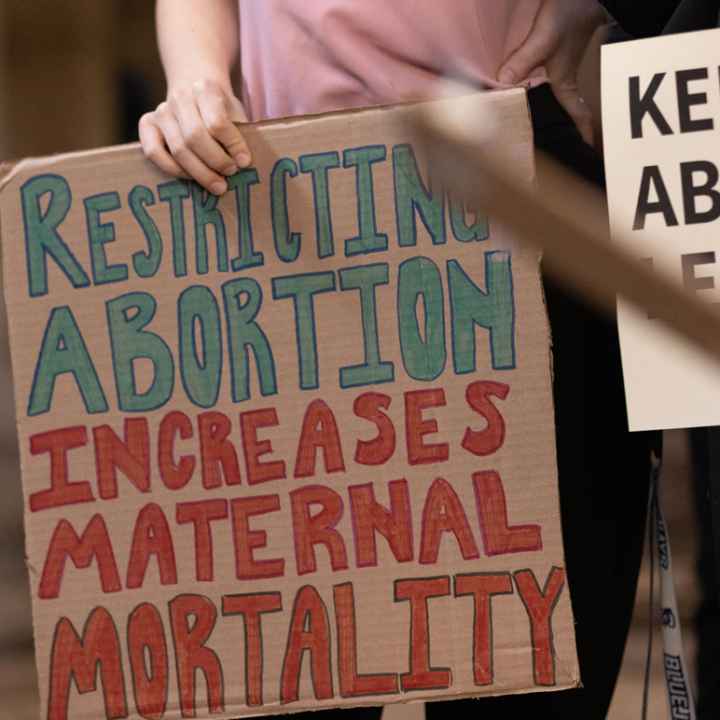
top-left (603, 28), bottom-right (720, 431)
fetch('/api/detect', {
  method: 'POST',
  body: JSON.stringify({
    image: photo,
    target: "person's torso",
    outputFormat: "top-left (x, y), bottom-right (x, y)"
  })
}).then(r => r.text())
top-left (238, 0), bottom-right (545, 120)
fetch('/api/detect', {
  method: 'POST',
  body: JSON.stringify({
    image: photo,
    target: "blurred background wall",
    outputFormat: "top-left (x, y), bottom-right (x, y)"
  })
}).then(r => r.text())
top-left (0, 4), bottom-right (706, 720)
top-left (0, 0), bottom-right (163, 157)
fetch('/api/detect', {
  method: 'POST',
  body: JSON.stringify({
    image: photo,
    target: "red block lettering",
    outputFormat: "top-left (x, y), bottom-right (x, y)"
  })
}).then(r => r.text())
top-left (454, 573), bottom-right (513, 685)
top-left (240, 408), bottom-right (286, 485)
top-left (169, 595), bottom-right (224, 717)
top-left (128, 603), bottom-right (168, 720)
top-left (176, 500), bottom-right (228, 582)
top-left (353, 392), bottom-right (396, 466)
top-left (222, 593), bottom-right (282, 707)
top-left (474, 471), bottom-right (542, 556)
top-left (462, 381), bottom-right (509, 457)
top-left (294, 399), bottom-right (346, 478)
top-left (405, 389), bottom-right (449, 465)
top-left (39, 514), bottom-right (121, 599)
top-left (514, 567), bottom-right (566, 686)
top-left (29, 426), bottom-right (92, 512)
top-left (349, 480), bottom-right (413, 567)
top-left (394, 577), bottom-right (452, 691)
top-left (280, 585), bottom-right (333, 703)
top-left (198, 411), bottom-right (241, 488)
top-left (94, 418), bottom-right (150, 500)
top-left (419, 477), bottom-right (479, 564)
top-left (334, 583), bottom-right (398, 696)
top-left (290, 485), bottom-right (348, 575)
top-left (126, 503), bottom-right (178, 589)
top-left (48, 608), bottom-right (127, 720)
top-left (158, 412), bottom-right (195, 490)
top-left (230, 495), bottom-right (285, 580)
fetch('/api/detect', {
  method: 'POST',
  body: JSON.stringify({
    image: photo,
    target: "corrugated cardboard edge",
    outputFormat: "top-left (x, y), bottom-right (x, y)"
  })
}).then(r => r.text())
top-left (520, 90), bottom-right (557, 387)
top-left (0, 158), bottom-right (47, 720)
top-left (520, 90), bottom-right (579, 692)
top-left (0, 161), bottom-right (16, 278)
top-left (0, 160), bottom-right (19, 187)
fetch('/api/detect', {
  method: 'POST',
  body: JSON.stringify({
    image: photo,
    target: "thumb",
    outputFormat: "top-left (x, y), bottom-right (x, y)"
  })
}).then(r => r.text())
top-left (498, 22), bottom-right (556, 85)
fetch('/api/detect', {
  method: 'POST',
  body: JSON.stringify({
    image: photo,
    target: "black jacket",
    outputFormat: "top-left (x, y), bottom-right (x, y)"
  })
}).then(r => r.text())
top-left (602, 0), bottom-right (718, 37)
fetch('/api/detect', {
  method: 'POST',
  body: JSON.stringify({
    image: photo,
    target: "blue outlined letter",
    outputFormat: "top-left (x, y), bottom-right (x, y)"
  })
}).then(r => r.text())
top-left (107, 292), bottom-right (174, 412)
top-left (343, 146), bottom-right (388, 257)
top-left (222, 277), bottom-right (277, 401)
top-left (272, 272), bottom-right (336, 390)
top-left (21, 174), bottom-right (90, 297)
top-left (299, 152), bottom-right (340, 258)
top-left (397, 257), bottom-right (446, 381)
top-left (448, 252), bottom-right (515, 372)
top-left (393, 144), bottom-right (445, 246)
top-left (28, 306), bottom-right (108, 416)
top-left (338, 263), bottom-right (394, 388)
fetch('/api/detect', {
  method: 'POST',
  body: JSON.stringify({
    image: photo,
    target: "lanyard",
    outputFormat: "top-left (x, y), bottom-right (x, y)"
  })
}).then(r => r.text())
top-left (643, 455), bottom-right (697, 720)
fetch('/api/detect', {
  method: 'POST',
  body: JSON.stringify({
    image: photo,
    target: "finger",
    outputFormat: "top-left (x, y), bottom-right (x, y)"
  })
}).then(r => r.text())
top-left (195, 81), bottom-right (252, 167)
top-left (497, 13), bottom-right (560, 85)
top-left (155, 105), bottom-right (229, 195)
top-left (227, 94), bottom-right (249, 123)
top-left (138, 114), bottom-right (187, 178)
top-left (169, 90), bottom-right (239, 177)
top-left (554, 85), bottom-right (595, 146)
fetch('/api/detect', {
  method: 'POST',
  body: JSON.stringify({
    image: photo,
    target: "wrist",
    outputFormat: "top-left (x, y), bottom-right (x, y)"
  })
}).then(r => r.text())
top-left (166, 70), bottom-right (233, 98)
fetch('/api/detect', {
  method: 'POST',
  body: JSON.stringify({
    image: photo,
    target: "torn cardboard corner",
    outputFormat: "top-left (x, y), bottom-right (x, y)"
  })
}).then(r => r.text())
top-left (0, 160), bottom-right (18, 185)
top-left (0, 89), bottom-right (577, 720)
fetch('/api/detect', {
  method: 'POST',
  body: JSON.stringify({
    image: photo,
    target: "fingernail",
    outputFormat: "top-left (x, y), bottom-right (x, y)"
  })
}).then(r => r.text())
top-left (498, 68), bottom-right (516, 85)
top-left (235, 152), bottom-right (251, 168)
top-left (210, 181), bottom-right (227, 196)
top-left (223, 164), bottom-right (239, 176)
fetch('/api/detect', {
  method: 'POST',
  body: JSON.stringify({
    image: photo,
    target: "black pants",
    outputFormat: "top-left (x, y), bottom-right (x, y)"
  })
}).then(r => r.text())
top-left (286, 84), bottom-right (655, 720)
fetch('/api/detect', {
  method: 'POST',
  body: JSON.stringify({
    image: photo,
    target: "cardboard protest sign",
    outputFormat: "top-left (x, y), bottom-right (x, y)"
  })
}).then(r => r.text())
top-left (0, 89), bottom-right (577, 719)
top-left (602, 28), bottom-right (720, 431)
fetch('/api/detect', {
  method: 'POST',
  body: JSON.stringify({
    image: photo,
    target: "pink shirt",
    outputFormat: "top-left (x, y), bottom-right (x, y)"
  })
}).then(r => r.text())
top-left (239, 0), bottom-right (546, 121)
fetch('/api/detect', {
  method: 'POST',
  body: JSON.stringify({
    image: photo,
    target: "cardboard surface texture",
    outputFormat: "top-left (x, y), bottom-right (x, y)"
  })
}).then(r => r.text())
top-left (0, 89), bottom-right (577, 719)
top-left (603, 28), bottom-right (720, 431)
